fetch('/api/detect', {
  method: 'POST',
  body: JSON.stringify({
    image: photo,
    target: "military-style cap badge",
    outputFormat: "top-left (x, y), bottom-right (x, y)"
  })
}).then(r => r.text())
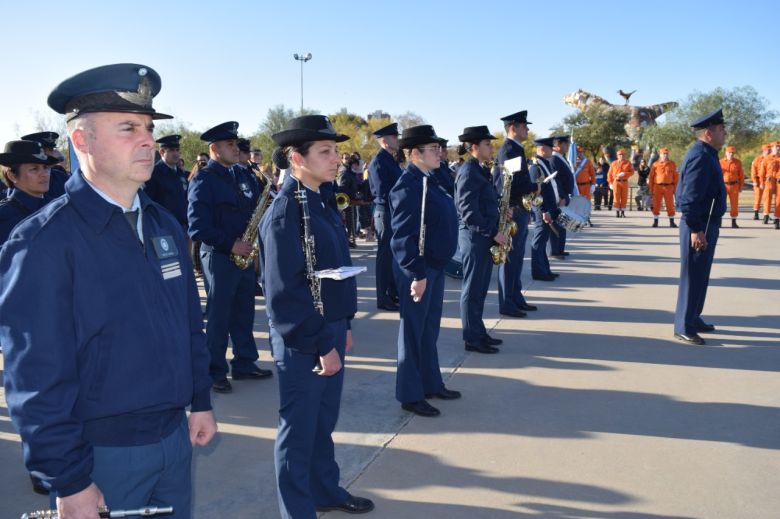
top-left (0, 140), bottom-right (61, 167)
top-left (200, 121), bottom-right (240, 143)
top-left (47, 63), bottom-right (172, 121)
top-left (690, 108), bottom-right (725, 129)
top-left (500, 110), bottom-right (532, 125)
top-left (372, 122), bottom-right (399, 138)
top-left (156, 134), bottom-right (182, 148)
top-left (21, 131), bottom-right (59, 149)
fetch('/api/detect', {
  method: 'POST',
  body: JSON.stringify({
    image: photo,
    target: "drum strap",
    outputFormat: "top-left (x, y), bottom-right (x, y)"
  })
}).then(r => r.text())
top-left (534, 159), bottom-right (560, 204)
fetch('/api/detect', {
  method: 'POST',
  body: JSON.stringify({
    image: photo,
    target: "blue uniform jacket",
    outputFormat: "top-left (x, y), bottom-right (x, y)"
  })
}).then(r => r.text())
top-left (492, 138), bottom-right (536, 208)
top-left (259, 175), bottom-right (357, 357)
top-left (389, 164), bottom-right (458, 280)
top-left (0, 172), bottom-right (211, 498)
top-left (455, 157), bottom-right (499, 238)
top-left (368, 148), bottom-right (403, 206)
top-left (0, 189), bottom-right (47, 244)
top-left (675, 140), bottom-right (727, 232)
top-left (551, 153), bottom-right (574, 198)
top-left (529, 156), bottom-right (561, 218)
top-left (595, 163), bottom-right (608, 186)
top-left (144, 160), bottom-right (189, 227)
top-left (433, 161), bottom-right (455, 197)
top-left (45, 166), bottom-right (71, 200)
top-left (234, 164), bottom-right (262, 207)
top-left (188, 159), bottom-right (252, 254)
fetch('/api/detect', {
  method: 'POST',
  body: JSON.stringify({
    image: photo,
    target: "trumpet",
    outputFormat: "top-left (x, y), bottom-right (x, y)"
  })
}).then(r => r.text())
top-left (335, 192), bottom-right (351, 212)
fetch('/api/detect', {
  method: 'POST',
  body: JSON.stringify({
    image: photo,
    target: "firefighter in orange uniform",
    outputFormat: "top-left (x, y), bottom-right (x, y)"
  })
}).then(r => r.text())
top-left (760, 141), bottom-right (780, 228)
top-left (719, 146), bottom-right (744, 228)
top-left (607, 149), bottom-right (634, 217)
top-left (574, 146), bottom-right (596, 199)
top-left (649, 147), bottom-right (679, 228)
top-left (750, 144), bottom-right (771, 220)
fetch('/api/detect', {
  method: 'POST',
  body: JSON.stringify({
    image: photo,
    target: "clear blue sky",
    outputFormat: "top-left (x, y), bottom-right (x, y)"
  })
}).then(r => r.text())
top-left (1, 0), bottom-right (777, 146)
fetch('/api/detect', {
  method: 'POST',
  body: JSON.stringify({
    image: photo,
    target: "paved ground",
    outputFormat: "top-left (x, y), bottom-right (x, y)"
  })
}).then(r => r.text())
top-left (2, 206), bottom-right (779, 518)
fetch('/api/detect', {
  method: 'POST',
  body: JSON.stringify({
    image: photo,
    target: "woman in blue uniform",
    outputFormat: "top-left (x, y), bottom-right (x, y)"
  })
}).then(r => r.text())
top-left (454, 126), bottom-right (507, 354)
top-left (389, 125), bottom-right (460, 418)
top-left (259, 115), bottom-right (374, 519)
top-left (0, 140), bottom-right (57, 244)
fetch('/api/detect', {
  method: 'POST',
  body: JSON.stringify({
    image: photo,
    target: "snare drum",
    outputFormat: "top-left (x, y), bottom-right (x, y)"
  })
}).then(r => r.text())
top-left (556, 195), bottom-right (591, 232)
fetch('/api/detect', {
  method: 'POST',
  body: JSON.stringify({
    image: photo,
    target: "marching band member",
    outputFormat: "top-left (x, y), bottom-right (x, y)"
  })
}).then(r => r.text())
top-left (0, 140), bottom-right (56, 244)
top-left (1, 63), bottom-right (215, 518)
top-left (188, 121), bottom-right (272, 394)
top-left (649, 147), bottom-right (679, 228)
top-left (455, 125), bottom-right (506, 354)
top-left (492, 111), bottom-right (538, 317)
top-left (433, 137), bottom-right (455, 197)
top-left (368, 122), bottom-right (402, 311)
top-left (608, 149), bottom-right (635, 217)
top-left (145, 134), bottom-right (189, 229)
top-left (529, 137), bottom-right (561, 282)
top-left (549, 135), bottom-right (574, 259)
top-left (390, 125), bottom-right (460, 417)
top-left (260, 115), bottom-right (374, 518)
top-left (20, 131), bottom-right (70, 200)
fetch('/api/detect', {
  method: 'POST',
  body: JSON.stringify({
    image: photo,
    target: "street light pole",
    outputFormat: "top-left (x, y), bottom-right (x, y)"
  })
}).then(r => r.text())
top-left (293, 52), bottom-right (312, 114)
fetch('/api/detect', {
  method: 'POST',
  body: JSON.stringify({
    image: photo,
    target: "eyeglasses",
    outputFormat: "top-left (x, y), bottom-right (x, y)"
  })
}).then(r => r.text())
top-left (418, 145), bottom-right (441, 153)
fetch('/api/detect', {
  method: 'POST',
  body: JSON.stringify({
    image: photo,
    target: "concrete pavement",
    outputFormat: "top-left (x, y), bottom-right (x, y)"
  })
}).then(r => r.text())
top-left (1, 207), bottom-right (778, 518)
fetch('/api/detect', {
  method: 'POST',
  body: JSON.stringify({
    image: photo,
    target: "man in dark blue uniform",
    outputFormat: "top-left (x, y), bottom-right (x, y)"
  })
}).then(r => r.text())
top-left (492, 111), bottom-right (539, 317)
top-left (188, 121), bottom-right (271, 393)
top-left (368, 122), bottom-right (402, 311)
top-left (21, 131), bottom-right (71, 200)
top-left (549, 135), bottom-right (574, 259)
top-left (673, 109), bottom-right (728, 345)
top-left (529, 137), bottom-right (562, 282)
top-left (0, 63), bottom-right (216, 518)
top-left (433, 138), bottom-right (455, 197)
top-left (144, 134), bottom-right (189, 228)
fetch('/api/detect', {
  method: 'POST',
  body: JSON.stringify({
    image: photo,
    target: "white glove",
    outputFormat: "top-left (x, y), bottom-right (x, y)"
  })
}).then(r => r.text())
top-left (618, 172), bottom-right (625, 178)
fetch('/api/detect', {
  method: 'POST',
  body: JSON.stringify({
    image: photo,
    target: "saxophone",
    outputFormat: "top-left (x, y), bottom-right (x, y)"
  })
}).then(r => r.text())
top-left (294, 180), bottom-right (324, 315)
top-left (522, 174), bottom-right (545, 211)
top-left (489, 165), bottom-right (518, 265)
top-left (232, 178), bottom-right (274, 269)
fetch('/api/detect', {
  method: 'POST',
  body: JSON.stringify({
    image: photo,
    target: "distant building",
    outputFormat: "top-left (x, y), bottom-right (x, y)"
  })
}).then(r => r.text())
top-left (367, 110), bottom-right (390, 121)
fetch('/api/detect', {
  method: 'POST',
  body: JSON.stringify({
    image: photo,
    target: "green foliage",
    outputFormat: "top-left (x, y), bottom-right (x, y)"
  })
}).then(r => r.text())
top-left (154, 120), bottom-right (208, 171)
top-left (554, 106), bottom-right (631, 162)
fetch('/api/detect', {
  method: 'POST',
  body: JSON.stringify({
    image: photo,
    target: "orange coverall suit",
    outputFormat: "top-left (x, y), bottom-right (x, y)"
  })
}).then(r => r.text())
top-left (719, 157), bottom-right (744, 217)
top-left (575, 159), bottom-right (596, 199)
top-left (751, 154), bottom-right (766, 211)
top-left (760, 154), bottom-right (780, 217)
top-left (649, 159), bottom-right (678, 216)
top-left (607, 159), bottom-right (634, 209)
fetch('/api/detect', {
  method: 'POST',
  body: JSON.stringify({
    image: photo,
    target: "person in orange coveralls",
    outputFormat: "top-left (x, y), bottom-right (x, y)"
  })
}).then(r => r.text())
top-left (750, 144), bottom-right (771, 220)
top-left (719, 146), bottom-right (744, 228)
top-left (574, 146), bottom-right (596, 199)
top-left (759, 141), bottom-right (780, 228)
top-left (649, 147), bottom-right (679, 227)
top-left (607, 149), bottom-right (634, 217)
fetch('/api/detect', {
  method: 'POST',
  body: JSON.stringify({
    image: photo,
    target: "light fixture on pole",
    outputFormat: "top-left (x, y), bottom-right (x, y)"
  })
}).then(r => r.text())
top-left (293, 52), bottom-right (312, 113)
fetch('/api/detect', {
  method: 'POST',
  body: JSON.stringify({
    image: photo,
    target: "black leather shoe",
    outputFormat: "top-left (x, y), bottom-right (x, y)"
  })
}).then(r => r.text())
top-left (652, 220), bottom-right (658, 227)
top-left (518, 303), bottom-right (538, 311)
top-left (532, 274), bottom-right (555, 281)
top-left (482, 335), bottom-right (503, 346)
top-left (317, 495), bottom-right (375, 514)
top-left (427, 387), bottom-right (462, 400)
top-left (551, 272), bottom-right (560, 278)
top-left (670, 219), bottom-right (678, 228)
top-left (550, 254), bottom-right (565, 260)
top-left (674, 333), bottom-right (705, 345)
top-left (696, 322), bottom-right (716, 332)
top-left (401, 400), bottom-right (440, 417)
top-left (465, 341), bottom-right (499, 354)
top-left (377, 302), bottom-right (400, 311)
top-left (232, 367), bottom-right (273, 380)
top-left (500, 309), bottom-right (527, 318)
top-left (562, 252), bottom-right (570, 256)
top-left (212, 379), bottom-right (233, 393)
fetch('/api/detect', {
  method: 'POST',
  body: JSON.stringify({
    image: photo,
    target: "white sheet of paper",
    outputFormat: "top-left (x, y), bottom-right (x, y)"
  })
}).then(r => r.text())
top-left (504, 156), bottom-right (523, 173)
top-left (315, 266), bottom-right (367, 280)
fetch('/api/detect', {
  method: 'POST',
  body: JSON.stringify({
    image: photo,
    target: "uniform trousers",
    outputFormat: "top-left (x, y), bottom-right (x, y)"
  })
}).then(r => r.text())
top-left (725, 184), bottom-right (741, 217)
top-left (531, 214), bottom-right (552, 278)
top-left (50, 415), bottom-right (192, 518)
top-left (549, 222), bottom-right (566, 255)
top-left (763, 179), bottom-right (779, 217)
top-left (651, 185), bottom-right (676, 216)
top-left (497, 210), bottom-right (529, 313)
top-left (674, 219), bottom-right (719, 335)
top-left (270, 320), bottom-right (350, 519)
top-left (577, 183), bottom-right (592, 199)
top-left (753, 184), bottom-right (763, 211)
top-left (393, 264), bottom-right (445, 403)
top-left (201, 249), bottom-right (259, 381)
top-left (459, 229), bottom-right (494, 343)
top-left (613, 180), bottom-right (629, 209)
top-left (373, 205), bottom-right (397, 306)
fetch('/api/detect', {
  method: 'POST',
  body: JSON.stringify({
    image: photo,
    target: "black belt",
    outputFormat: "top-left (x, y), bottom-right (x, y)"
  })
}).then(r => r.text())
top-left (656, 183), bottom-right (673, 186)
top-left (577, 182), bottom-right (590, 186)
top-left (616, 179), bottom-right (627, 182)
top-left (725, 181), bottom-right (740, 185)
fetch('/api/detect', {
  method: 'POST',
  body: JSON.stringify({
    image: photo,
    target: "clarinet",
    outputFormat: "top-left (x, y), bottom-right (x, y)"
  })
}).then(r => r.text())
top-left (294, 179), bottom-right (324, 316)
top-left (413, 175), bottom-right (428, 303)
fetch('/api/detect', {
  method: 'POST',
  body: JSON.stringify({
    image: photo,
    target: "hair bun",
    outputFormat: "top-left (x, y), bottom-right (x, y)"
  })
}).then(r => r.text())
top-left (271, 147), bottom-right (290, 169)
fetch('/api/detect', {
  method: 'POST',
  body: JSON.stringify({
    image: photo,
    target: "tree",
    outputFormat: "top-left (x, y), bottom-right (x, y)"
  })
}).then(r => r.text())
top-left (250, 105), bottom-right (319, 163)
top-left (153, 119), bottom-right (208, 171)
top-left (394, 111), bottom-right (426, 131)
top-left (552, 106), bottom-right (631, 162)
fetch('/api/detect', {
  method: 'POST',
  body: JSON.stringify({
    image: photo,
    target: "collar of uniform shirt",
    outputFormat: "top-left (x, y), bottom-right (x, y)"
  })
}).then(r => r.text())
top-left (507, 137), bottom-right (524, 147)
top-left (83, 177), bottom-right (143, 241)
